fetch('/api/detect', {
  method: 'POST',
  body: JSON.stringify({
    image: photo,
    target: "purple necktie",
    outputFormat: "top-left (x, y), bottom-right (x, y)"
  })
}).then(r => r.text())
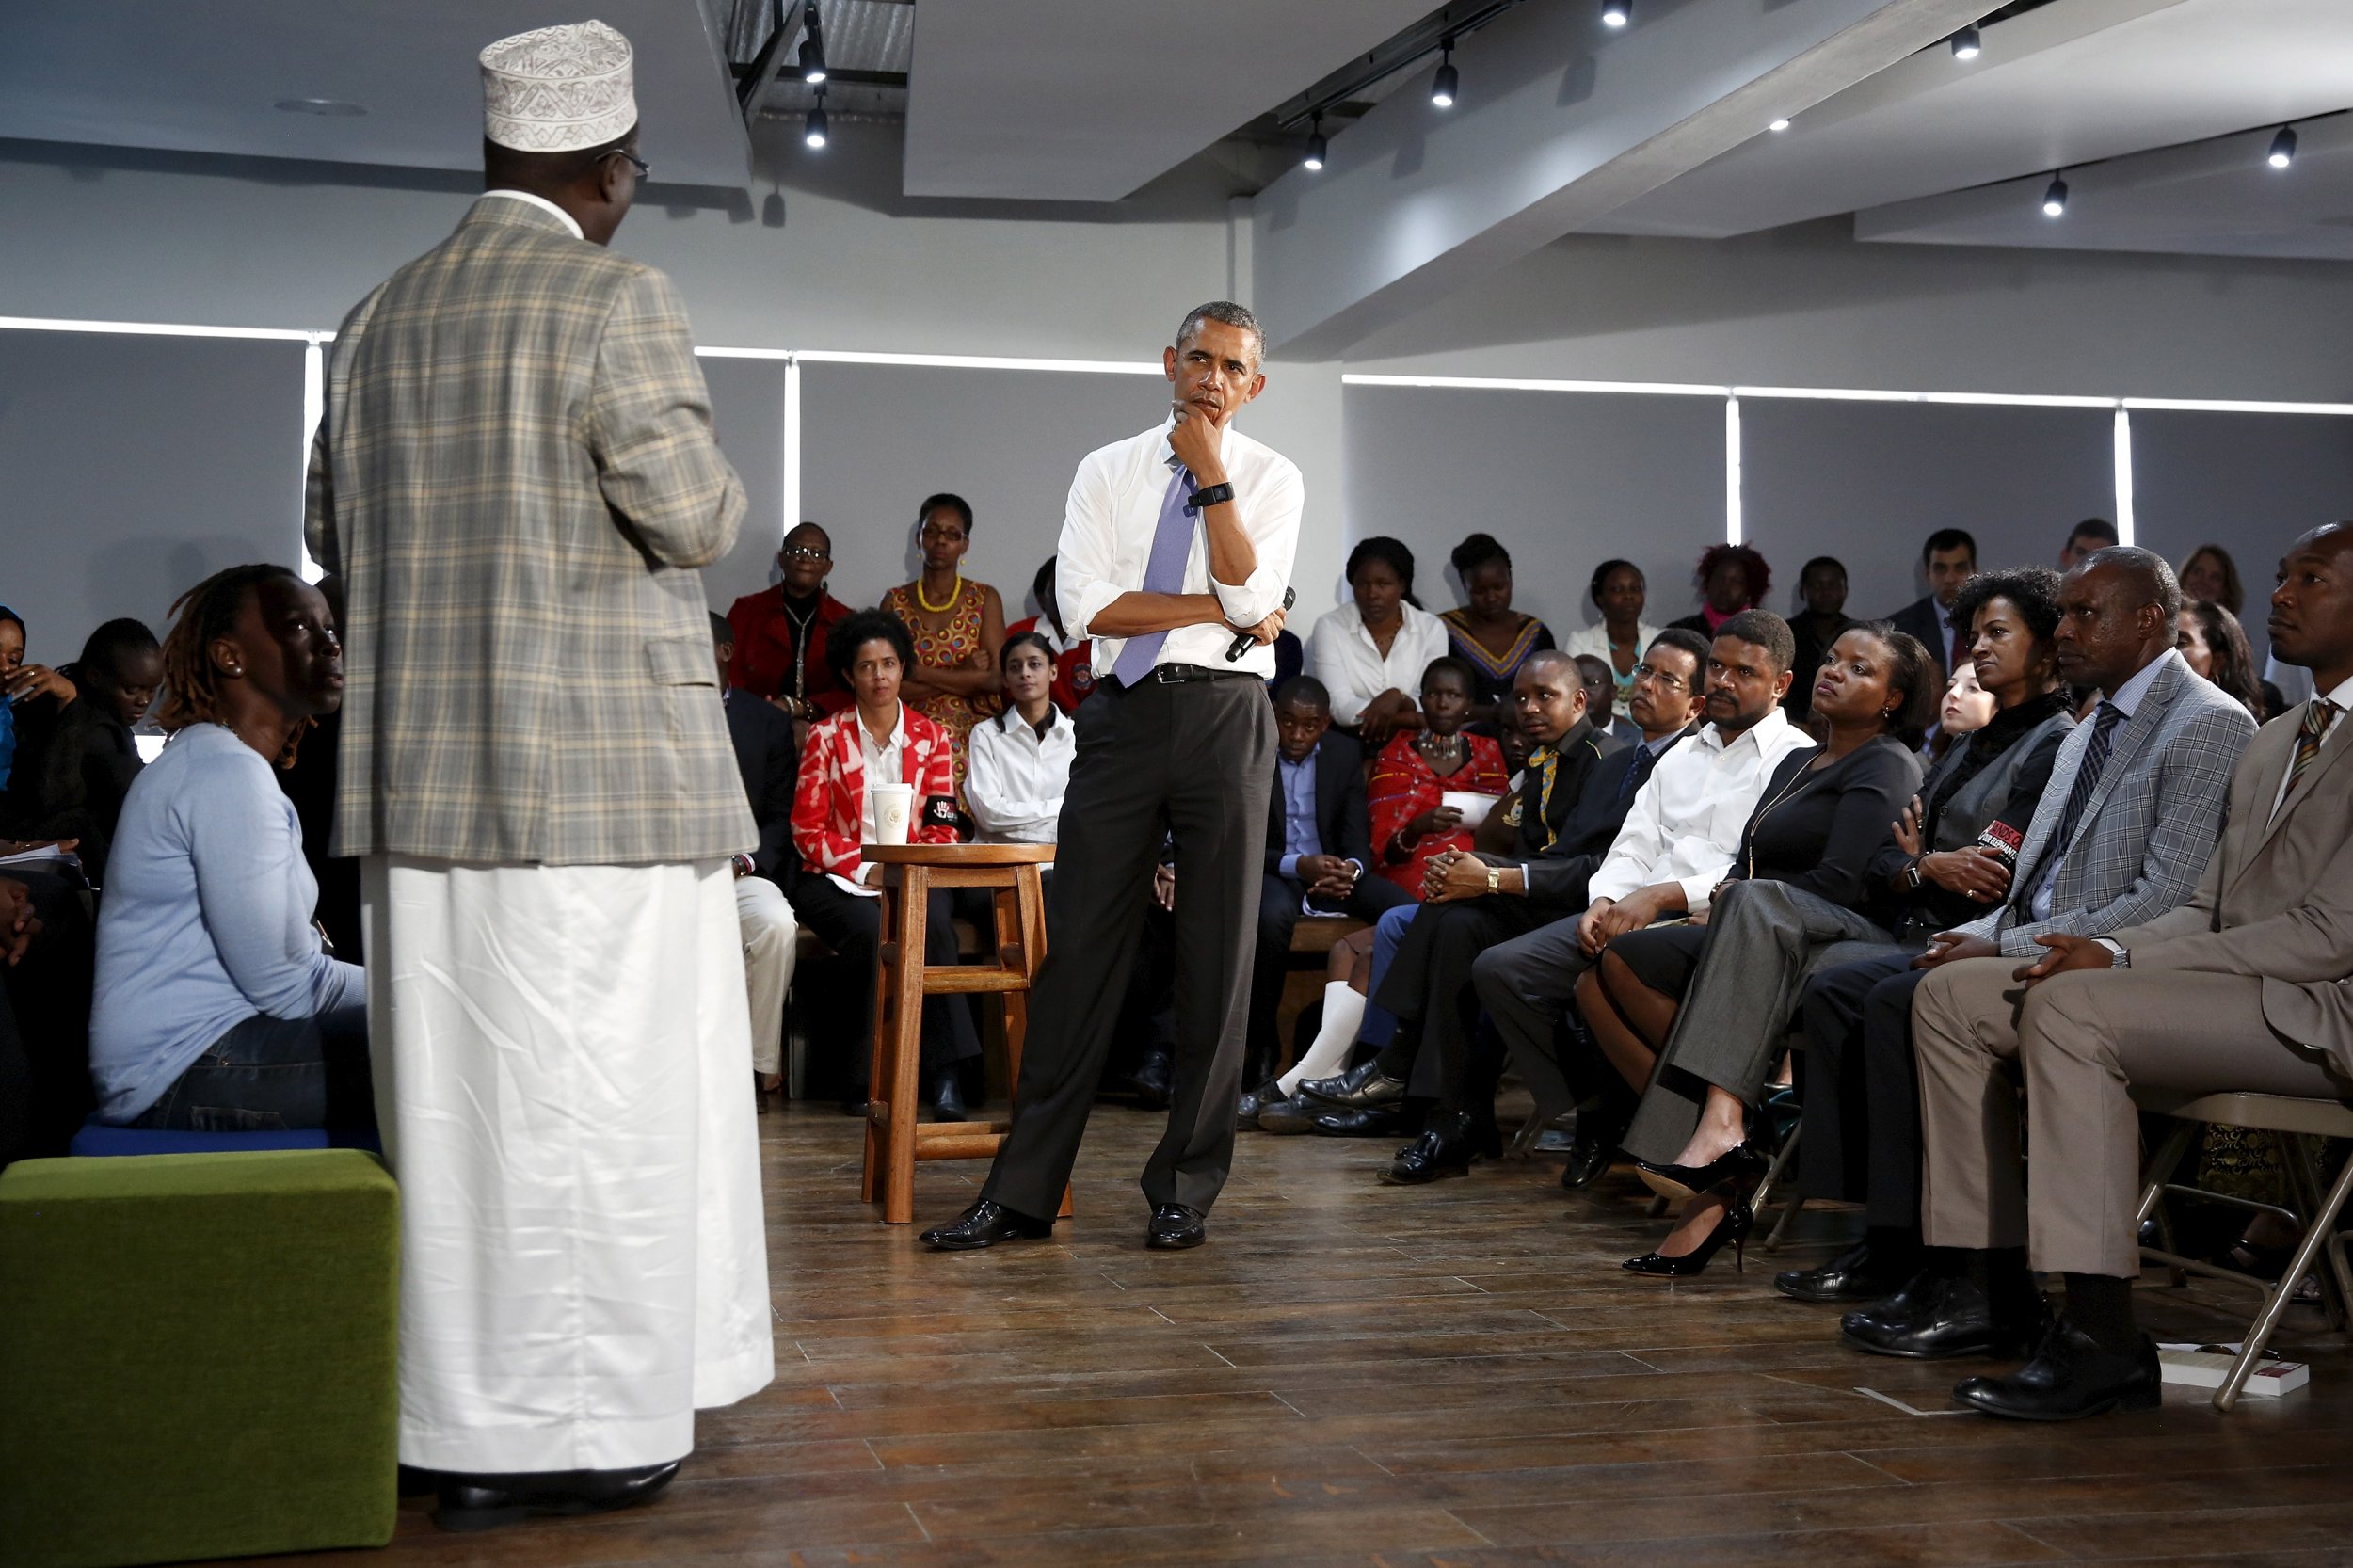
top-left (1111, 464), bottom-right (1196, 686)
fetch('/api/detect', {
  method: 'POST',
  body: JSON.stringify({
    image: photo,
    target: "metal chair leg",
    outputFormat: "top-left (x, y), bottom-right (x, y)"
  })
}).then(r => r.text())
top-left (1755, 1125), bottom-right (1803, 1255)
top-left (2216, 1141), bottom-right (2353, 1411)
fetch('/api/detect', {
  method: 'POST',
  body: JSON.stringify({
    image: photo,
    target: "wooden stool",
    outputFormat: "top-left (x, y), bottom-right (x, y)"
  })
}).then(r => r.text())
top-left (860, 843), bottom-right (1072, 1224)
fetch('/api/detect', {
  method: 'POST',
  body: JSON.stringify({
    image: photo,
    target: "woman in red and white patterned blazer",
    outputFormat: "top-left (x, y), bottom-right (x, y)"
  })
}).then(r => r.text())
top-left (789, 609), bottom-right (980, 1117)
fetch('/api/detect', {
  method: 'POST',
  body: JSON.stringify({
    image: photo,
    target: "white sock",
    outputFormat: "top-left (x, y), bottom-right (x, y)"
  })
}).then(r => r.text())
top-left (1279, 983), bottom-right (1368, 1096)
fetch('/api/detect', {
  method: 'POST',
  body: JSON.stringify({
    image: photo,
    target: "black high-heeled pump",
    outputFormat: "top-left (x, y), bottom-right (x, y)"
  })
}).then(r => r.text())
top-left (1632, 1139), bottom-right (1768, 1194)
top-left (1623, 1195), bottom-right (1754, 1277)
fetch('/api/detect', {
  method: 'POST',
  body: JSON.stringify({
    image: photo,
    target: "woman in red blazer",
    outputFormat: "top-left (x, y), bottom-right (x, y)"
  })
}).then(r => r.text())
top-left (790, 609), bottom-right (980, 1118)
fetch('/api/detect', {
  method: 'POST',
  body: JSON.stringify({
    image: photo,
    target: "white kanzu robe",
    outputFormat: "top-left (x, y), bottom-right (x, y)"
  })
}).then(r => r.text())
top-left (362, 856), bottom-right (773, 1472)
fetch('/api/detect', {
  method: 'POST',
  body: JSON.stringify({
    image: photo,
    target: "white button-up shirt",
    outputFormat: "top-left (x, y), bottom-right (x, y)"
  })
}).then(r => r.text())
top-left (968, 706), bottom-right (1077, 844)
top-left (1587, 705), bottom-right (1816, 914)
top-left (1307, 600), bottom-right (1451, 728)
top-left (1059, 418), bottom-right (1301, 680)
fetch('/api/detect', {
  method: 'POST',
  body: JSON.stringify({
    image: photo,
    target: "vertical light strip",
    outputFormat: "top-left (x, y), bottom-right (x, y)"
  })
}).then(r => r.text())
top-left (1724, 396), bottom-right (1744, 547)
top-left (781, 355), bottom-right (802, 549)
top-left (299, 338), bottom-right (326, 582)
top-left (2111, 406), bottom-right (2137, 547)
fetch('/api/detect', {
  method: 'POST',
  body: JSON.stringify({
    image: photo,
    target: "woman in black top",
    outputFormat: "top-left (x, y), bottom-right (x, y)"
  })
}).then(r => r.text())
top-left (1578, 622), bottom-right (1935, 1274)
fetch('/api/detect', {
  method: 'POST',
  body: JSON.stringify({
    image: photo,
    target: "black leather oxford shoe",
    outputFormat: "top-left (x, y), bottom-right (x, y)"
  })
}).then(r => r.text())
top-left (920, 1200), bottom-right (1055, 1251)
top-left (1379, 1111), bottom-right (1498, 1185)
top-left (435, 1461), bottom-right (680, 1532)
top-left (1146, 1203), bottom-right (1207, 1249)
top-left (1775, 1240), bottom-right (1917, 1304)
top-left (1840, 1271), bottom-right (2050, 1361)
top-left (1296, 1058), bottom-right (1406, 1110)
top-left (1953, 1320), bottom-right (2162, 1421)
top-left (1236, 1077), bottom-right (1288, 1130)
top-left (1310, 1104), bottom-right (1411, 1138)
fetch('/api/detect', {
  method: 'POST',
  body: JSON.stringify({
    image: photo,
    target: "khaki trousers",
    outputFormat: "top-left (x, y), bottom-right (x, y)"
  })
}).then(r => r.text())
top-left (1913, 956), bottom-right (2344, 1277)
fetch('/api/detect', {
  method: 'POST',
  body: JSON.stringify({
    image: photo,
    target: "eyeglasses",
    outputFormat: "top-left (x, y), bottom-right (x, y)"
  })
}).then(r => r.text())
top-left (1630, 663), bottom-right (1689, 694)
top-left (780, 546), bottom-right (830, 563)
top-left (603, 148), bottom-right (650, 180)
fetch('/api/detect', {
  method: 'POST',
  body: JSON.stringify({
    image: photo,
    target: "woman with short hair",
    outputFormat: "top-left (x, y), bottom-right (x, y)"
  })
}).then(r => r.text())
top-left (1442, 534), bottom-right (1560, 724)
top-left (1307, 536), bottom-right (1449, 745)
top-left (1559, 558), bottom-right (1660, 713)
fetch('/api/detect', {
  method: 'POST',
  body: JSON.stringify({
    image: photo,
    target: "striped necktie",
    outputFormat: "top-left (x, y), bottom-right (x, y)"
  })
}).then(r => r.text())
top-left (2274, 699), bottom-right (2340, 820)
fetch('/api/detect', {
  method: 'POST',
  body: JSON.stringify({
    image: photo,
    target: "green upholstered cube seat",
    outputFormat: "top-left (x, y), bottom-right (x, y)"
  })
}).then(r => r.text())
top-left (0, 1150), bottom-right (400, 1568)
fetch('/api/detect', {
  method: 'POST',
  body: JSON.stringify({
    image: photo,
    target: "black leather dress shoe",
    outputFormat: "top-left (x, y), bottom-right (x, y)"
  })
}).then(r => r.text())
top-left (1380, 1112), bottom-right (1497, 1185)
top-left (1146, 1203), bottom-right (1207, 1249)
top-left (1840, 1271), bottom-right (2050, 1361)
top-left (930, 1069), bottom-right (968, 1123)
top-left (1311, 1104), bottom-right (1410, 1138)
top-left (1129, 1050), bottom-right (1173, 1111)
top-left (920, 1200), bottom-right (1055, 1251)
top-left (1954, 1320), bottom-right (2162, 1421)
top-left (1257, 1096), bottom-right (1321, 1135)
top-left (1775, 1240), bottom-right (1917, 1304)
top-left (435, 1461), bottom-right (680, 1532)
top-left (1236, 1078), bottom-right (1287, 1130)
top-left (1296, 1058), bottom-right (1406, 1110)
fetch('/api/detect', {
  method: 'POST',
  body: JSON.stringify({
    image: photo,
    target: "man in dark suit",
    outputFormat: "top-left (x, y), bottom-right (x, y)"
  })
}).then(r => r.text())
top-left (1245, 677), bottom-right (1413, 1092)
top-left (1889, 527), bottom-right (1978, 682)
top-left (713, 614), bottom-right (800, 1101)
top-left (1294, 648), bottom-right (1629, 1182)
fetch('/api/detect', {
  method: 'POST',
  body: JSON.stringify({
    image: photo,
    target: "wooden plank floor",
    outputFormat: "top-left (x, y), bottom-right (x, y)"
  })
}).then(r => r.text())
top-left (266, 1098), bottom-right (2353, 1567)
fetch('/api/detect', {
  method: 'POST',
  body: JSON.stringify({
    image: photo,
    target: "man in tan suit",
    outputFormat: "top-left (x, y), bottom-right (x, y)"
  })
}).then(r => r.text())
top-left (305, 23), bottom-right (768, 1528)
top-left (1905, 523), bottom-right (2353, 1420)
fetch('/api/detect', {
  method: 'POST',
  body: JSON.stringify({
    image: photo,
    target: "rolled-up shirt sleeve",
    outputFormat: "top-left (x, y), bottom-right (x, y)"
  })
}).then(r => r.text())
top-left (1210, 457), bottom-right (1301, 630)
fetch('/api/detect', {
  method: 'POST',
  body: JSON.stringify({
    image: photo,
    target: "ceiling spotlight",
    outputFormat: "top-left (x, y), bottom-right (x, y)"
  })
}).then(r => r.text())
top-left (1303, 114), bottom-right (1327, 172)
top-left (1431, 44), bottom-right (1458, 108)
top-left (798, 2), bottom-right (826, 84)
top-left (1949, 24), bottom-right (1981, 59)
top-left (1601, 0), bottom-right (1631, 27)
top-left (1768, 118), bottom-right (1791, 133)
top-left (804, 94), bottom-right (828, 150)
top-left (2268, 125), bottom-right (2297, 169)
top-left (2041, 172), bottom-right (2067, 217)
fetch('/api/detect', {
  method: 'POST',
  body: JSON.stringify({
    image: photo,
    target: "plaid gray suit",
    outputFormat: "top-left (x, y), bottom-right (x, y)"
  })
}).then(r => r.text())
top-left (305, 196), bottom-right (753, 866)
top-left (1954, 650), bottom-right (2256, 956)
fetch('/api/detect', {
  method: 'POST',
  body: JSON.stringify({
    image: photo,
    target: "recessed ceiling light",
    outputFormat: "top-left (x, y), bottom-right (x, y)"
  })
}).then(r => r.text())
top-left (275, 98), bottom-right (365, 117)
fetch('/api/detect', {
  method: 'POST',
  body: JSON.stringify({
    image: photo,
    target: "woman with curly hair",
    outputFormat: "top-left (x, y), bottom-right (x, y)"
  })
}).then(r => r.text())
top-left (1667, 543), bottom-right (1771, 639)
top-left (88, 563), bottom-right (371, 1132)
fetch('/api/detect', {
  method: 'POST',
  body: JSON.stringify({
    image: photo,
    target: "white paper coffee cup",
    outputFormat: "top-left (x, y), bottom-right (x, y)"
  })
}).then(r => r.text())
top-left (871, 783), bottom-right (914, 846)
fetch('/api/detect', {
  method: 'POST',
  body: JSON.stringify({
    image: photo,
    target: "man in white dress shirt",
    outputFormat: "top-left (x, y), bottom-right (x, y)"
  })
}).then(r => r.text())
top-left (922, 302), bottom-right (1300, 1252)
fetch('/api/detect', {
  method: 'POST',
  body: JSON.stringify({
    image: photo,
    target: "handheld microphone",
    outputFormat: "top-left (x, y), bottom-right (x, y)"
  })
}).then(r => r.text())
top-left (1226, 587), bottom-right (1295, 662)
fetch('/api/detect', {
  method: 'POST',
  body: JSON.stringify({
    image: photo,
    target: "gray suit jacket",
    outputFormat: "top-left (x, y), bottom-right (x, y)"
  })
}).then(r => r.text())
top-left (1956, 651), bottom-right (2256, 956)
top-left (2114, 700), bottom-right (2353, 1077)
top-left (305, 197), bottom-right (753, 865)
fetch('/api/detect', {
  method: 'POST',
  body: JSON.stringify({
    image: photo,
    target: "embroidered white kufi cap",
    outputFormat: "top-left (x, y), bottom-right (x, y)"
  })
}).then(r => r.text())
top-left (480, 20), bottom-right (636, 152)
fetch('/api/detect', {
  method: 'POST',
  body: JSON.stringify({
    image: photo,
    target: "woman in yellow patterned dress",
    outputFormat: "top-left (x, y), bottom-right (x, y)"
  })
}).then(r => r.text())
top-left (880, 492), bottom-right (1005, 804)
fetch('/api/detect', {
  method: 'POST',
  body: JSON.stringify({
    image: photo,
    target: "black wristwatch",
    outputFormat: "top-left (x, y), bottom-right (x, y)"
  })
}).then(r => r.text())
top-left (1188, 481), bottom-right (1236, 510)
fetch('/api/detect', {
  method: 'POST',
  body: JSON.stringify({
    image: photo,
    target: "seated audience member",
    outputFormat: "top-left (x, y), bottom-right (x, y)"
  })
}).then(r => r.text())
top-left (276, 574), bottom-right (358, 960)
top-left (792, 609), bottom-right (982, 1118)
top-left (712, 614), bottom-right (799, 1103)
top-left (1562, 560), bottom-right (1661, 715)
top-left (2177, 599), bottom-right (2268, 719)
top-left (1473, 615), bottom-right (1815, 1187)
top-left (1780, 568), bottom-right (2074, 1304)
top-left (0, 863), bottom-right (97, 1164)
top-left (1244, 677), bottom-right (1416, 1094)
top-left (1889, 528), bottom-right (1978, 682)
top-left (968, 632), bottom-right (1075, 844)
top-left (1842, 547), bottom-right (2257, 1362)
top-left (1007, 559), bottom-right (1095, 715)
top-left (1925, 657), bottom-right (1997, 764)
top-left (1900, 523), bottom-right (2353, 1422)
top-left (882, 493), bottom-right (1006, 800)
top-left (1368, 658), bottom-right (1509, 895)
top-left (1574, 654), bottom-right (1642, 746)
top-left (727, 521), bottom-right (855, 720)
top-left (1785, 556), bottom-right (1854, 722)
top-left (88, 565), bottom-right (370, 1133)
top-left (1309, 537), bottom-right (1449, 744)
top-left (1284, 650), bottom-right (1625, 1179)
top-left (55, 617), bottom-right (162, 886)
top-left (1666, 543), bottom-right (1770, 640)
top-left (0, 606), bottom-right (95, 856)
top-left (1440, 534), bottom-right (1557, 724)
top-left (2058, 516), bottom-right (2120, 570)
top-left (1582, 625), bottom-right (1933, 1274)
top-left (2178, 542), bottom-right (2244, 616)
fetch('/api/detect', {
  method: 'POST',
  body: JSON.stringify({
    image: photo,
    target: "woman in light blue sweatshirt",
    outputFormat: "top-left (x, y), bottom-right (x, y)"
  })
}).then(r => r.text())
top-left (89, 564), bottom-right (369, 1131)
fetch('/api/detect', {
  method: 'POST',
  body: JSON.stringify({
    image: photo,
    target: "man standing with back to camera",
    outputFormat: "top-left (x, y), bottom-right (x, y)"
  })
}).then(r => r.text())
top-left (922, 302), bottom-right (1301, 1253)
top-left (306, 22), bottom-right (771, 1531)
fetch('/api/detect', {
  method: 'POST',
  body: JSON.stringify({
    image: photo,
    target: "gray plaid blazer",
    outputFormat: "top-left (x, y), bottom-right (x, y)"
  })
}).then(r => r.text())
top-left (1957, 650), bottom-right (2257, 956)
top-left (305, 196), bottom-right (753, 866)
